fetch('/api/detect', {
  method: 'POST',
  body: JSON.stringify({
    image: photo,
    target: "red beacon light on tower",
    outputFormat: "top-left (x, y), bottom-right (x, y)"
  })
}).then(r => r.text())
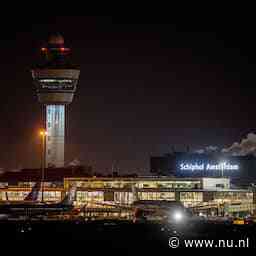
top-left (59, 47), bottom-right (70, 53)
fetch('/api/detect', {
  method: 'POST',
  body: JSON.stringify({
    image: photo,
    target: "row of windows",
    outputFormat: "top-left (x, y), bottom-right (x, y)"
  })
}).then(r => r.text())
top-left (75, 191), bottom-right (253, 206)
top-left (214, 192), bottom-right (253, 201)
top-left (0, 191), bottom-right (61, 201)
top-left (40, 84), bottom-right (74, 90)
top-left (75, 191), bottom-right (199, 205)
top-left (39, 79), bottom-right (73, 83)
top-left (0, 190), bottom-right (253, 207)
top-left (71, 181), bottom-right (201, 189)
top-left (180, 192), bottom-right (203, 202)
top-left (139, 192), bottom-right (175, 201)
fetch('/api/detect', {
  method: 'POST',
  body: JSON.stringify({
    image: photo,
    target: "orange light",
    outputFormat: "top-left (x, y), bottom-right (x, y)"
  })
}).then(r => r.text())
top-left (40, 130), bottom-right (47, 136)
top-left (41, 47), bottom-right (47, 52)
top-left (60, 47), bottom-right (65, 52)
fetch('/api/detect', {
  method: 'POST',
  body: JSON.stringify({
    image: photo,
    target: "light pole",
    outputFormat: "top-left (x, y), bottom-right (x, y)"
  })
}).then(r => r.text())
top-left (40, 130), bottom-right (47, 202)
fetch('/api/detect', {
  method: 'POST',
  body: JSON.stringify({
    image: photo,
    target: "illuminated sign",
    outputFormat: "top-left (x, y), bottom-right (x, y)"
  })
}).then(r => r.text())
top-left (180, 162), bottom-right (239, 172)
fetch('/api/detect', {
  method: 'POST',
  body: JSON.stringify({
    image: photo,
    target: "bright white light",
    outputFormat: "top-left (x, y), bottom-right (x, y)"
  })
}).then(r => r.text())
top-left (173, 211), bottom-right (183, 222)
top-left (39, 79), bottom-right (73, 83)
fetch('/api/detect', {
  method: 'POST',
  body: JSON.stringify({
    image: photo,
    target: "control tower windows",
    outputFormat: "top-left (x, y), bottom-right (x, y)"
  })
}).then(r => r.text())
top-left (39, 79), bottom-right (75, 91)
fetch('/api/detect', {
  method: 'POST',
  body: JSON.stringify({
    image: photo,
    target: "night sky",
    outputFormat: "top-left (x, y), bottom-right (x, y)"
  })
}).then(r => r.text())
top-left (0, 16), bottom-right (255, 173)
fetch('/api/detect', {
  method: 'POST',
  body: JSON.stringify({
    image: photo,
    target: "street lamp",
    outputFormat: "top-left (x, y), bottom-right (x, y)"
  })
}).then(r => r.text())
top-left (40, 130), bottom-right (47, 202)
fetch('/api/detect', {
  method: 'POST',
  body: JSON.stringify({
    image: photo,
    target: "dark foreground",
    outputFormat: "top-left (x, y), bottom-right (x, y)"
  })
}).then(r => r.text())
top-left (0, 220), bottom-right (255, 251)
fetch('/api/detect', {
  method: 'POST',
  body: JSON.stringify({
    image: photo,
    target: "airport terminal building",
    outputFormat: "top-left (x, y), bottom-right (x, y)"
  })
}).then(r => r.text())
top-left (0, 151), bottom-right (256, 217)
top-left (0, 166), bottom-right (255, 217)
top-left (63, 177), bottom-right (254, 211)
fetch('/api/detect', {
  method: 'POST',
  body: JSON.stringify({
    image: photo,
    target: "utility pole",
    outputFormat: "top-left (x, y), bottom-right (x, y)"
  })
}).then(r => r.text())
top-left (40, 130), bottom-right (47, 202)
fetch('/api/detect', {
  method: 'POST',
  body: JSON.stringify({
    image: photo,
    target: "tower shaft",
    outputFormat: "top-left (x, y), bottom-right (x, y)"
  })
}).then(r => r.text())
top-left (46, 105), bottom-right (65, 167)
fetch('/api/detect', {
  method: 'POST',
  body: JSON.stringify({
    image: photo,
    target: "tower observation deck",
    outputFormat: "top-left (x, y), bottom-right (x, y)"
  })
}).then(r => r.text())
top-left (31, 34), bottom-right (80, 167)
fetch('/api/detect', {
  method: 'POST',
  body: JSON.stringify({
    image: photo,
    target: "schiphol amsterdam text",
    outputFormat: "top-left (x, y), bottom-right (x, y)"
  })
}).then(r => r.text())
top-left (180, 162), bottom-right (239, 172)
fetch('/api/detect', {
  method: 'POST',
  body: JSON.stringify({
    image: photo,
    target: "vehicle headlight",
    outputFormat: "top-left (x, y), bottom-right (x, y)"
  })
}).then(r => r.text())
top-left (172, 211), bottom-right (183, 222)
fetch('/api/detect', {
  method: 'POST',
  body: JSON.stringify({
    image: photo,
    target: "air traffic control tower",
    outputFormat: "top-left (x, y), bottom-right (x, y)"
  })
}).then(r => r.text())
top-left (32, 34), bottom-right (80, 167)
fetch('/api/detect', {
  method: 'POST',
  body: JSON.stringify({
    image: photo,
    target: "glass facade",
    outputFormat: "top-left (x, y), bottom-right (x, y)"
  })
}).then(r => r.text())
top-left (64, 178), bottom-right (202, 190)
top-left (180, 192), bottom-right (203, 207)
top-left (138, 192), bottom-right (175, 201)
top-left (114, 192), bottom-right (134, 204)
top-left (213, 191), bottom-right (253, 203)
top-left (76, 191), bottom-right (104, 206)
top-left (64, 178), bottom-right (254, 209)
top-left (0, 190), bottom-right (61, 202)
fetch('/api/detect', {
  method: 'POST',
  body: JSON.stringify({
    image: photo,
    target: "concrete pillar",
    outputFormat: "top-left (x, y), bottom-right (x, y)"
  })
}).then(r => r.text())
top-left (175, 191), bottom-right (180, 201)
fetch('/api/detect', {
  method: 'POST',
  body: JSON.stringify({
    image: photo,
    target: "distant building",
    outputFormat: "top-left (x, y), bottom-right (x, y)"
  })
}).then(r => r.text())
top-left (150, 152), bottom-right (256, 186)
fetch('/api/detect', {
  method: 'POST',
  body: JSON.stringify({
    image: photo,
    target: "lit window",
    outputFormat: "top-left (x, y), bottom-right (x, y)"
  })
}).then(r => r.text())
top-left (39, 79), bottom-right (73, 83)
